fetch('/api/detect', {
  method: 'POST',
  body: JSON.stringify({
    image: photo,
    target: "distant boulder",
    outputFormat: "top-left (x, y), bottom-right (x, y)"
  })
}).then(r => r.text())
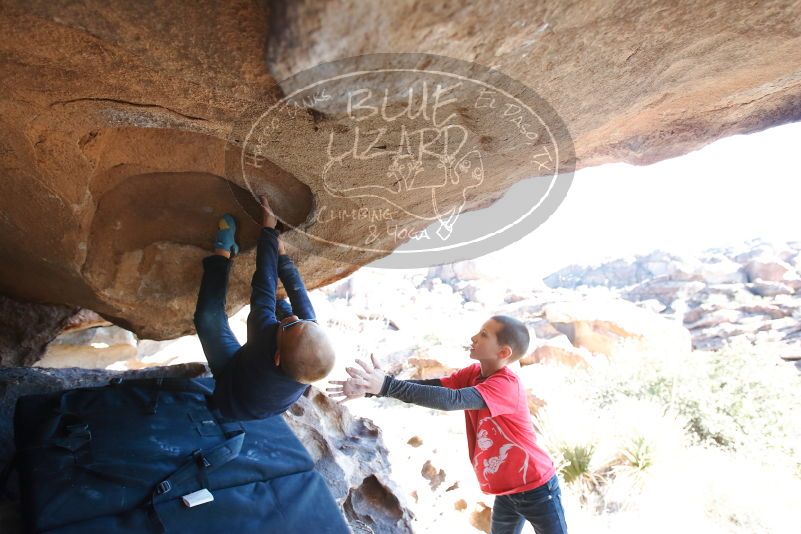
top-left (544, 299), bottom-right (692, 358)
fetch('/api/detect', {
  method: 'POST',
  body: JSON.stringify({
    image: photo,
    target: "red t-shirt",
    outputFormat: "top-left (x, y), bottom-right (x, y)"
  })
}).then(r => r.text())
top-left (440, 363), bottom-right (556, 495)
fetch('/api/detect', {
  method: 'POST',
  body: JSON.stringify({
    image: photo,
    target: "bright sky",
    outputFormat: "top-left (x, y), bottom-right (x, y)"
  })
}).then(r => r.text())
top-left (376, 121), bottom-right (801, 280)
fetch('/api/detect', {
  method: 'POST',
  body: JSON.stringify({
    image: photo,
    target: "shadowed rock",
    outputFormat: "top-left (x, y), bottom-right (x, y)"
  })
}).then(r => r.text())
top-left (284, 388), bottom-right (414, 533)
top-left (0, 295), bottom-right (79, 367)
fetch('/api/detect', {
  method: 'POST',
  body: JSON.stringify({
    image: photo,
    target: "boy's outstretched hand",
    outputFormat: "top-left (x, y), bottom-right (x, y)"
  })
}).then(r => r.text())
top-left (326, 354), bottom-right (386, 403)
top-left (349, 354), bottom-right (386, 395)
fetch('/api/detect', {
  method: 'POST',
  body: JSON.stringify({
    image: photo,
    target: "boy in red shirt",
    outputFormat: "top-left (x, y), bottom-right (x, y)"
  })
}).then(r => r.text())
top-left (328, 315), bottom-right (567, 534)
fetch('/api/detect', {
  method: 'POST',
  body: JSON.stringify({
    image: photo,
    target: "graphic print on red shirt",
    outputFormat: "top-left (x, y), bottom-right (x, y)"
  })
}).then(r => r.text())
top-left (440, 363), bottom-right (556, 495)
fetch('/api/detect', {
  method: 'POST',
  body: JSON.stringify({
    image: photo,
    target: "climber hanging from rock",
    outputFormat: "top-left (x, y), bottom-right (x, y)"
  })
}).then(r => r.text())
top-left (193, 195), bottom-right (336, 420)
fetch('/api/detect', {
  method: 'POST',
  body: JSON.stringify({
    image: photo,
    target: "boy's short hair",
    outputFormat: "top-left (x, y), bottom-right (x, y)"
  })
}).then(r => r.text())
top-left (490, 315), bottom-right (530, 362)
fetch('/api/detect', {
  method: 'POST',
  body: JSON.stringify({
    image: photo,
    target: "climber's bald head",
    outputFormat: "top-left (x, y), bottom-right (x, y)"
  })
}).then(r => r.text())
top-left (275, 316), bottom-right (336, 384)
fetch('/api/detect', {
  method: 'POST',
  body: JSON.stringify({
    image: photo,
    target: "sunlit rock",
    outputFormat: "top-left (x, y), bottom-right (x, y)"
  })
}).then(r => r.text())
top-left (544, 299), bottom-right (692, 358)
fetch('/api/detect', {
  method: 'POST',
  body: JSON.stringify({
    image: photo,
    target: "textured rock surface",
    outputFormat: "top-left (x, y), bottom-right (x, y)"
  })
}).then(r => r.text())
top-left (521, 335), bottom-right (596, 369)
top-left (0, 295), bottom-right (79, 367)
top-left (1, 1), bottom-right (800, 339)
top-left (268, 0), bottom-right (801, 167)
top-left (283, 388), bottom-right (414, 533)
top-left (58, 309), bottom-right (111, 334)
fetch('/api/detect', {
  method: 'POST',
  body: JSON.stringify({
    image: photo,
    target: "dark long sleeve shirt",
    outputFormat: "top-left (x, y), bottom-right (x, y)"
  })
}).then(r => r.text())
top-left (277, 256), bottom-right (316, 321)
top-left (377, 376), bottom-right (487, 411)
top-left (213, 228), bottom-right (314, 420)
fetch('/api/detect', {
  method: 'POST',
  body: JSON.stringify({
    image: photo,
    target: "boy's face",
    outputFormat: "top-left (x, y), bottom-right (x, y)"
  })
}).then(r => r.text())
top-left (469, 319), bottom-right (512, 362)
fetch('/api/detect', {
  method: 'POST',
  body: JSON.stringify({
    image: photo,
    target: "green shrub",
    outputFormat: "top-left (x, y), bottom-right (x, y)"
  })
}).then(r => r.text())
top-left (560, 443), bottom-right (598, 485)
top-left (616, 436), bottom-right (653, 473)
top-left (570, 338), bottom-right (801, 470)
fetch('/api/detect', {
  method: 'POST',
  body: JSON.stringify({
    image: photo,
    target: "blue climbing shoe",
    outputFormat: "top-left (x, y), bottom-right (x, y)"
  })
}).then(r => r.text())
top-left (214, 214), bottom-right (239, 256)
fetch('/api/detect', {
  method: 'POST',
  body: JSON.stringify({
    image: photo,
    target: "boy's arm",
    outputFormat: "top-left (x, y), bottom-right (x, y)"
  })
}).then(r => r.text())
top-left (377, 376), bottom-right (486, 411)
top-left (364, 378), bottom-right (441, 397)
top-left (277, 254), bottom-right (316, 320)
top-left (406, 378), bottom-right (443, 386)
top-left (334, 356), bottom-right (465, 407)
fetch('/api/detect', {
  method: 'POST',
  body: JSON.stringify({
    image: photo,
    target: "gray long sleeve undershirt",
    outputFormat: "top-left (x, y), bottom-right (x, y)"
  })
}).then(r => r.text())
top-left (377, 376), bottom-right (487, 411)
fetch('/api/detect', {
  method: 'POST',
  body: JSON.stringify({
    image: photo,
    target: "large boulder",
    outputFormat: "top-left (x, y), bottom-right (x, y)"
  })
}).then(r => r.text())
top-left (544, 299), bottom-right (692, 358)
top-left (521, 335), bottom-right (596, 369)
top-left (693, 255), bottom-right (747, 285)
top-left (744, 257), bottom-right (800, 283)
top-left (1, 1), bottom-right (800, 340)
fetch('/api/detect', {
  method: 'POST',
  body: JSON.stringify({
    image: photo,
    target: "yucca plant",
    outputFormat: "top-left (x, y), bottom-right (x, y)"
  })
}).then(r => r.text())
top-left (559, 443), bottom-right (607, 508)
top-left (602, 435), bottom-right (655, 505)
top-left (617, 436), bottom-right (653, 473)
top-left (560, 444), bottom-right (596, 485)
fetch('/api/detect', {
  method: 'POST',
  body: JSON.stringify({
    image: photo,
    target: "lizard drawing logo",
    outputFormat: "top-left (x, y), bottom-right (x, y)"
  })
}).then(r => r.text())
top-left (228, 53), bottom-right (575, 268)
top-left (322, 122), bottom-right (485, 240)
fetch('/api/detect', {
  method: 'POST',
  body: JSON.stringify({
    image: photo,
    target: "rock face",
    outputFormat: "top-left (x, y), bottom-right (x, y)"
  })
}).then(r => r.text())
top-left (521, 335), bottom-right (595, 369)
top-left (268, 0), bottom-right (801, 168)
top-left (0, 295), bottom-right (79, 367)
top-left (283, 388), bottom-right (414, 533)
top-left (1, 1), bottom-right (800, 340)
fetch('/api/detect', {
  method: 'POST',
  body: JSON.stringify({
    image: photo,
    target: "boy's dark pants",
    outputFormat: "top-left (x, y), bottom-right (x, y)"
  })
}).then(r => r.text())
top-left (490, 474), bottom-right (568, 534)
top-left (193, 255), bottom-right (290, 377)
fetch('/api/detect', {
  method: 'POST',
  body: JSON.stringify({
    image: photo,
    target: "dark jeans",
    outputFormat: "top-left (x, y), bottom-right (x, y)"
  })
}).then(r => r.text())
top-left (193, 255), bottom-right (292, 378)
top-left (490, 474), bottom-right (568, 534)
top-left (193, 256), bottom-right (241, 378)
